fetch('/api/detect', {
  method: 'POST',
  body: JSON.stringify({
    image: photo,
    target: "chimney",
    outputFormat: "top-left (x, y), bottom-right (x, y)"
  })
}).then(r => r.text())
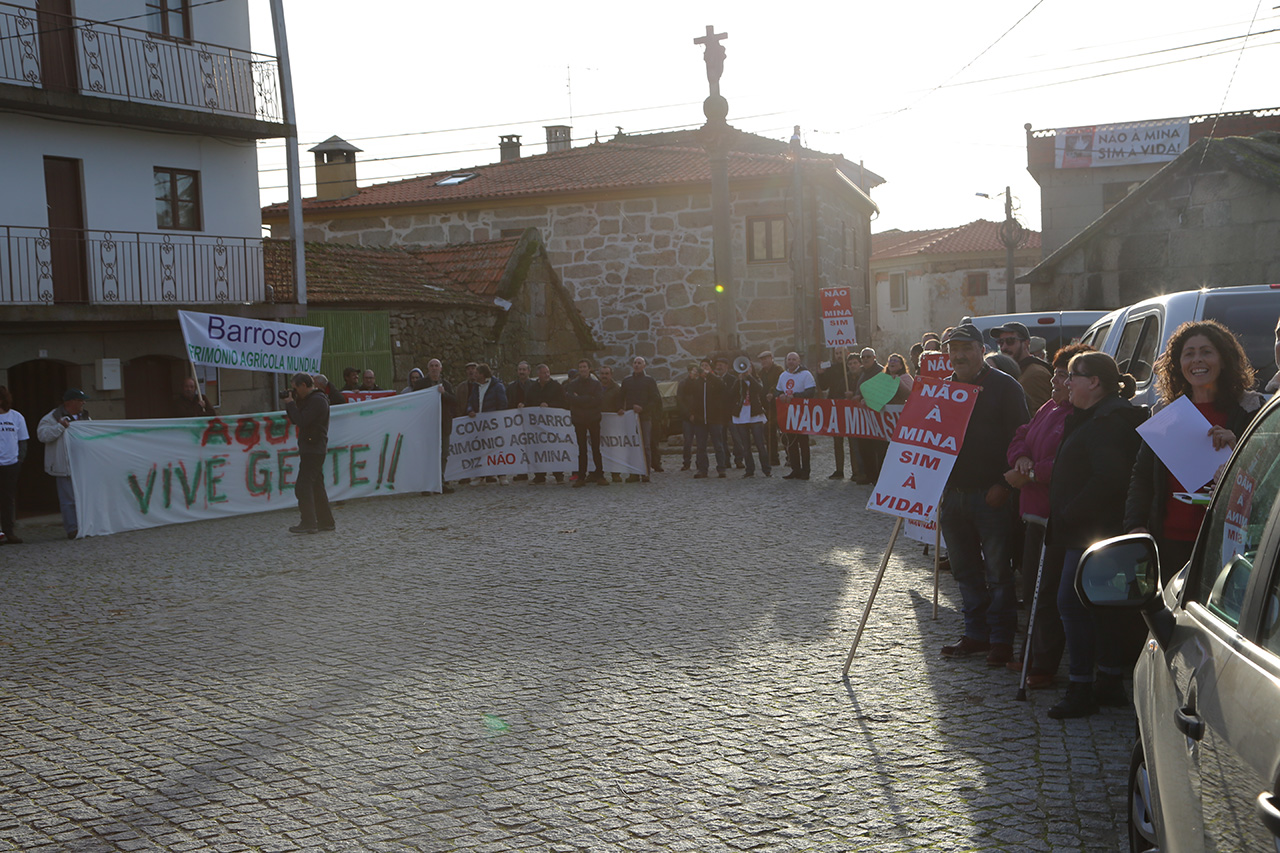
top-left (545, 125), bottom-right (572, 153)
top-left (309, 135), bottom-right (362, 201)
top-left (499, 134), bottom-right (522, 162)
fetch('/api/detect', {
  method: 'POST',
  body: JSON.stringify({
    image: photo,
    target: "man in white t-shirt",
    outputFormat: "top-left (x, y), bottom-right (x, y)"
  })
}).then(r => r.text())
top-left (775, 352), bottom-right (817, 480)
top-left (0, 386), bottom-right (29, 544)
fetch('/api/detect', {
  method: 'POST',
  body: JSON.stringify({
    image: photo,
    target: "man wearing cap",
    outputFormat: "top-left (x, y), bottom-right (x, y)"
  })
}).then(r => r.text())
top-left (992, 322), bottom-right (1053, 414)
top-left (938, 323), bottom-right (1030, 666)
top-left (758, 351), bottom-right (784, 467)
top-left (37, 389), bottom-right (92, 539)
top-left (851, 347), bottom-right (888, 483)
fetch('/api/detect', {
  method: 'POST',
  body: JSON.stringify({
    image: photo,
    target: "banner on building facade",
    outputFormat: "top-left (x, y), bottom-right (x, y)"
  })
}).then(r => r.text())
top-left (445, 409), bottom-right (645, 480)
top-left (1054, 119), bottom-right (1189, 169)
top-left (819, 287), bottom-right (858, 348)
top-left (777, 399), bottom-right (902, 439)
top-left (866, 378), bottom-right (979, 524)
top-left (65, 391), bottom-right (440, 537)
top-left (178, 310), bottom-right (324, 374)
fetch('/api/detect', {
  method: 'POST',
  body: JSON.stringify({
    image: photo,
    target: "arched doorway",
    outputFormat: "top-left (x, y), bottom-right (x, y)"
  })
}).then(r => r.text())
top-left (123, 355), bottom-right (187, 419)
top-left (7, 359), bottom-right (78, 515)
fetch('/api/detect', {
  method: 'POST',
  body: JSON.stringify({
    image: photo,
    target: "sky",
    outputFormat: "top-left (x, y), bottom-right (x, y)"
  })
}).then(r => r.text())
top-left (250, 0), bottom-right (1280, 236)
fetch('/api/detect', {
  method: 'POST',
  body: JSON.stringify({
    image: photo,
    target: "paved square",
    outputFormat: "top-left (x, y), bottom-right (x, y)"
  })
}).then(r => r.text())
top-left (0, 446), bottom-right (1130, 851)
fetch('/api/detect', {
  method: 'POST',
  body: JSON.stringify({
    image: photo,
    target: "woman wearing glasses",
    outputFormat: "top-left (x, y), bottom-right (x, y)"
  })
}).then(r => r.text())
top-left (1045, 352), bottom-right (1146, 718)
top-left (1125, 320), bottom-right (1262, 583)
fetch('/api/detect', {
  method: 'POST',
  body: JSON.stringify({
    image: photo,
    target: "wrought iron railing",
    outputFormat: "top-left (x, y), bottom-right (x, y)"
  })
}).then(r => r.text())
top-left (0, 2), bottom-right (281, 123)
top-left (0, 225), bottom-right (276, 305)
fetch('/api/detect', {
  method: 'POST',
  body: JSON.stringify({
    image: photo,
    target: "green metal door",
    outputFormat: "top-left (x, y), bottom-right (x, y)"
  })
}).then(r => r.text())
top-left (296, 310), bottom-right (394, 389)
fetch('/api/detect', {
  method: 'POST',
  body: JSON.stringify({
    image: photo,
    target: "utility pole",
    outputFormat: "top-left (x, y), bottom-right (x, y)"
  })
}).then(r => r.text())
top-left (694, 25), bottom-right (736, 351)
top-left (997, 186), bottom-right (1025, 313)
top-left (790, 127), bottom-right (807, 358)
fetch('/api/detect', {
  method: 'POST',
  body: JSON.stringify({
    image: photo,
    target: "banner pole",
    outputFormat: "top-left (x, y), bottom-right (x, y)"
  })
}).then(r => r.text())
top-left (933, 518), bottom-right (941, 620)
top-left (842, 516), bottom-right (904, 676)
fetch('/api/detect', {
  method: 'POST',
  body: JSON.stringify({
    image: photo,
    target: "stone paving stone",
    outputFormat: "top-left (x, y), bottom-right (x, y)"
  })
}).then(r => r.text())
top-left (0, 443), bottom-right (1133, 851)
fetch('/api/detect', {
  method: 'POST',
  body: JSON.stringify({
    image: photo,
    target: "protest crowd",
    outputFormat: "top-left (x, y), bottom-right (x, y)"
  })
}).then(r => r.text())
top-left (10, 308), bottom-right (1280, 724)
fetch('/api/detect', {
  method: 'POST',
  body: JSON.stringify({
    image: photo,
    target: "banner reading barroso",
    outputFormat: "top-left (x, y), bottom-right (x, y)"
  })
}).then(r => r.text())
top-left (178, 309), bottom-right (324, 374)
top-left (65, 390), bottom-right (440, 537)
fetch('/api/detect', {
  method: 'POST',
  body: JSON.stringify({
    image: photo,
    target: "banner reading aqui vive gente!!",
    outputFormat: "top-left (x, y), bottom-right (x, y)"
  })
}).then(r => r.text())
top-left (445, 409), bottom-right (646, 479)
top-left (178, 310), bottom-right (324, 374)
top-left (64, 390), bottom-right (441, 537)
top-left (866, 378), bottom-right (979, 524)
top-left (777, 399), bottom-right (902, 439)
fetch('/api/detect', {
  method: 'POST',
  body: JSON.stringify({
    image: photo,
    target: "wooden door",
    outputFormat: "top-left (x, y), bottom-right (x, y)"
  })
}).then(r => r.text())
top-left (43, 156), bottom-right (88, 304)
top-left (6, 359), bottom-right (74, 515)
top-left (36, 0), bottom-right (78, 92)
top-left (124, 355), bottom-right (185, 419)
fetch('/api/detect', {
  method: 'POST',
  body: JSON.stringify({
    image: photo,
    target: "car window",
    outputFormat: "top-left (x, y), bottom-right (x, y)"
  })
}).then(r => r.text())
top-left (1194, 404), bottom-right (1280, 628)
top-left (1202, 291), bottom-right (1280, 392)
top-left (1081, 322), bottom-right (1111, 349)
top-left (1115, 315), bottom-right (1159, 385)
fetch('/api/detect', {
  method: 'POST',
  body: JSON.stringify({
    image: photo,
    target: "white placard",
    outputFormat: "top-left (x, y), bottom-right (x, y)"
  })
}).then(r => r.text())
top-left (446, 410), bottom-right (645, 480)
top-left (1135, 396), bottom-right (1233, 493)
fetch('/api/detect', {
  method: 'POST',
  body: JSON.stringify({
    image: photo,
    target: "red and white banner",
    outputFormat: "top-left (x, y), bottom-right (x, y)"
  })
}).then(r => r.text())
top-left (777, 399), bottom-right (901, 439)
top-left (1054, 119), bottom-right (1189, 169)
top-left (867, 378), bottom-right (979, 523)
top-left (343, 390), bottom-right (398, 403)
top-left (819, 287), bottom-right (858, 347)
top-left (917, 352), bottom-right (952, 379)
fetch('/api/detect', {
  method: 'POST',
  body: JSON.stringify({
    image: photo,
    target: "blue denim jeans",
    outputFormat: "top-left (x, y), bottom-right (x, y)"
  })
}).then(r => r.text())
top-left (939, 487), bottom-right (1017, 644)
top-left (1057, 548), bottom-right (1129, 683)
top-left (55, 475), bottom-right (77, 537)
top-left (682, 419), bottom-right (695, 467)
top-left (732, 422), bottom-right (770, 475)
top-left (693, 423), bottom-right (727, 473)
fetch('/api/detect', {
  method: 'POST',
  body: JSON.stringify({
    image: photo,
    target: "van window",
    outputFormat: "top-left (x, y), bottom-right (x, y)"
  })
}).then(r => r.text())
top-left (1202, 292), bottom-right (1280, 391)
top-left (1115, 315), bottom-right (1159, 385)
top-left (1082, 322), bottom-right (1111, 350)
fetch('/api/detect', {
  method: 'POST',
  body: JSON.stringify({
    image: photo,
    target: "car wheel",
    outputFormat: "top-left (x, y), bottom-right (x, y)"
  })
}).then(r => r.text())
top-left (1128, 739), bottom-right (1160, 853)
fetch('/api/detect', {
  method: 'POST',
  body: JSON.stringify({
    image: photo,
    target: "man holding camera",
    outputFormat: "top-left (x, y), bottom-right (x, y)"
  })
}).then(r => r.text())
top-left (284, 372), bottom-right (335, 535)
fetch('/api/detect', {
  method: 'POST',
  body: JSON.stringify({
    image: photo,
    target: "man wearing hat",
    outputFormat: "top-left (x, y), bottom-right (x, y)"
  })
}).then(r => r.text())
top-left (37, 389), bottom-right (92, 539)
top-left (992, 322), bottom-right (1053, 413)
top-left (937, 324), bottom-right (1029, 666)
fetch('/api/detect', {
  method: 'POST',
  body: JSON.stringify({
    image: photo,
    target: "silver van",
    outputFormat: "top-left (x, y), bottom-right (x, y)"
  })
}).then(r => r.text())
top-left (1080, 285), bottom-right (1280, 408)
top-left (961, 310), bottom-right (1107, 358)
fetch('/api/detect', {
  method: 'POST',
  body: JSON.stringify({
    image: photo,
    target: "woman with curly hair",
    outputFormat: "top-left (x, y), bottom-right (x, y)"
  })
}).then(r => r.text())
top-left (1125, 319), bottom-right (1263, 583)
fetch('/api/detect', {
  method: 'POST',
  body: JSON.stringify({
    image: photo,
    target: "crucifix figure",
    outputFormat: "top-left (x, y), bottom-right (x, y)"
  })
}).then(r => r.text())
top-left (693, 25), bottom-right (727, 98)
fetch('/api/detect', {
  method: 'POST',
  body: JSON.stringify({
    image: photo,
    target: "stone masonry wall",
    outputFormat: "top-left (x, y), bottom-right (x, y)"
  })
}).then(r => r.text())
top-left (292, 182), bottom-right (870, 379)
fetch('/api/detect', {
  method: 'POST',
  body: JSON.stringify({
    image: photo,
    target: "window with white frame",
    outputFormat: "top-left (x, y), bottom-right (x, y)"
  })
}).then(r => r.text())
top-left (889, 272), bottom-right (908, 311)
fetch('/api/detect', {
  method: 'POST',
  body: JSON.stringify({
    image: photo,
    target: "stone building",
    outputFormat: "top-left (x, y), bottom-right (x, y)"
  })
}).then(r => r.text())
top-left (1026, 108), bottom-right (1280, 254)
top-left (1020, 132), bottom-right (1280, 309)
top-left (870, 220), bottom-right (1042, 356)
top-left (263, 230), bottom-right (597, 385)
top-left (262, 127), bottom-right (881, 378)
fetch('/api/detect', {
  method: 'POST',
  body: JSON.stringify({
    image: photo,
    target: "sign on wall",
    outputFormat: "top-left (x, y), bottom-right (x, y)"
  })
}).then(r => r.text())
top-left (1054, 119), bottom-right (1189, 169)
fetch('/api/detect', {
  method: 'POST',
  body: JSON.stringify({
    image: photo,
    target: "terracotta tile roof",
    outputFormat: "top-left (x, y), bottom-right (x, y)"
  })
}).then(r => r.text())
top-left (871, 219), bottom-right (1041, 261)
top-left (264, 237), bottom-right (523, 307)
top-left (263, 130), bottom-right (879, 215)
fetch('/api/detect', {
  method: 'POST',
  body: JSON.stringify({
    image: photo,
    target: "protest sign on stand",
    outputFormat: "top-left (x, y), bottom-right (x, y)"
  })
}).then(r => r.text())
top-left (819, 287), bottom-right (858, 348)
top-left (917, 352), bottom-right (953, 379)
top-left (65, 390), bottom-right (440, 537)
top-left (843, 377), bottom-right (980, 674)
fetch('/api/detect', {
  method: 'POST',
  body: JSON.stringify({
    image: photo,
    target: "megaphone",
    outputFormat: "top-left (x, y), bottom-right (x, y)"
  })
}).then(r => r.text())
top-left (733, 356), bottom-right (751, 374)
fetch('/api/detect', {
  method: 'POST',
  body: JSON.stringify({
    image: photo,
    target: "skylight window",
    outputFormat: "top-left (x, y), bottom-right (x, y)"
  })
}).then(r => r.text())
top-left (436, 173), bottom-right (477, 186)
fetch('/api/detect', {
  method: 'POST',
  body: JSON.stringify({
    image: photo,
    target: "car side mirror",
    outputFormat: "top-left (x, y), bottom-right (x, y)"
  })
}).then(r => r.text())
top-left (1075, 533), bottom-right (1174, 648)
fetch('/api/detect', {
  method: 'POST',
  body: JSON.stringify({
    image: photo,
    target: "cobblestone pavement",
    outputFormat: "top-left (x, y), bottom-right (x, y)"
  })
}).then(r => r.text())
top-left (0, 444), bottom-right (1131, 852)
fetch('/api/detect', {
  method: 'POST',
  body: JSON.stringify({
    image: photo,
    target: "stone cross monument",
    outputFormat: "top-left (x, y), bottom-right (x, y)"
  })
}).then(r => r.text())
top-left (694, 25), bottom-right (735, 349)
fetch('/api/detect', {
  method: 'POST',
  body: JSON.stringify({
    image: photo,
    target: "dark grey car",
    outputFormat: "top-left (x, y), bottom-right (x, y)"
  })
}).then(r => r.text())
top-left (1076, 394), bottom-right (1280, 852)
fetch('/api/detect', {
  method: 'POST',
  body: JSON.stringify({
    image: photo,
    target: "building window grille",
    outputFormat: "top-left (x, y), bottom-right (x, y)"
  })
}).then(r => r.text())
top-left (154, 167), bottom-right (201, 231)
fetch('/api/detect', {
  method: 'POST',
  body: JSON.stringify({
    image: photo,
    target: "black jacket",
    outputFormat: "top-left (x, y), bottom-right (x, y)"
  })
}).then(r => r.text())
top-left (419, 376), bottom-right (456, 426)
top-left (1047, 395), bottom-right (1147, 549)
top-left (563, 375), bottom-right (604, 422)
top-left (286, 390), bottom-right (330, 456)
top-left (818, 365), bottom-right (854, 398)
top-left (726, 375), bottom-right (768, 419)
top-left (1125, 392), bottom-right (1263, 537)
top-left (946, 365), bottom-right (1030, 491)
top-left (600, 381), bottom-right (624, 413)
top-left (621, 373), bottom-right (662, 420)
top-left (527, 378), bottom-right (565, 409)
top-left (506, 377), bottom-right (536, 408)
top-left (686, 374), bottom-right (725, 425)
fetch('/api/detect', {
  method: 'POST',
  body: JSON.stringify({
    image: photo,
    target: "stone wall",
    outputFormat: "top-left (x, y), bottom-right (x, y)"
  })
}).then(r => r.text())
top-left (1035, 165), bottom-right (1280, 309)
top-left (290, 181), bottom-right (871, 379)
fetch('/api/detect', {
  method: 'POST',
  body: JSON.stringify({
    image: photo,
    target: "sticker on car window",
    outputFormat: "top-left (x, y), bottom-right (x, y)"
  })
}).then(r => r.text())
top-left (1222, 469), bottom-right (1255, 567)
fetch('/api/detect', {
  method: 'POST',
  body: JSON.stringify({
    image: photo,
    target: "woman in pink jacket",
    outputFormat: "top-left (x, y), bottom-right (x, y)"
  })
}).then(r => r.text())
top-left (1001, 343), bottom-right (1092, 688)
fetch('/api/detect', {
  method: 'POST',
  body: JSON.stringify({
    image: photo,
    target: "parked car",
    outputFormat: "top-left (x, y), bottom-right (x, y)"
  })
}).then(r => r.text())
top-left (961, 310), bottom-right (1108, 359)
top-left (1079, 284), bottom-right (1280, 408)
top-left (1075, 390), bottom-right (1280, 852)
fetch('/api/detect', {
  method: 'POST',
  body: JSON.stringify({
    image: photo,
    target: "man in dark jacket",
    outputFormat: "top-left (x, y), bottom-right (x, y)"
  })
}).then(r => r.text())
top-left (528, 363), bottom-right (566, 483)
top-left (506, 361), bottom-right (536, 408)
top-left (688, 360), bottom-right (728, 478)
top-left (675, 363), bottom-right (699, 471)
top-left (759, 351), bottom-right (784, 467)
top-left (564, 359), bottom-right (607, 487)
top-left (727, 367), bottom-right (771, 477)
top-left (599, 365), bottom-right (625, 482)
top-left (621, 356), bottom-right (663, 482)
top-left (172, 377), bottom-right (216, 418)
top-left (851, 347), bottom-right (888, 483)
top-left (937, 324), bottom-right (1029, 666)
top-left (419, 358), bottom-right (455, 493)
top-left (818, 353), bottom-right (861, 480)
top-left (284, 372), bottom-right (335, 535)
top-left (713, 358), bottom-right (744, 468)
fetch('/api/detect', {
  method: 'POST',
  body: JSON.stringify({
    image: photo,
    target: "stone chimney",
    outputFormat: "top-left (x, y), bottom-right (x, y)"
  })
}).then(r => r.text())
top-left (545, 125), bottom-right (572, 153)
top-left (309, 136), bottom-right (362, 201)
top-left (499, 134), bottom-right (522, 162)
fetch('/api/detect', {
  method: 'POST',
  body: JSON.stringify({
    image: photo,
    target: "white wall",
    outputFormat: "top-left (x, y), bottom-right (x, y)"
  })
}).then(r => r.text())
top-left (0, 113), bottom-right (260, 238)
top-left (871, 265), bottom-right (1033, 357)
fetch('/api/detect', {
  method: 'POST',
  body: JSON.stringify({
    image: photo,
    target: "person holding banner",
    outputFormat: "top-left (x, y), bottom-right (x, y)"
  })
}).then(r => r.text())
top-left (1045, 352), bottom-right (1146, 718)
top-left (777, 352), bottom-right (817, 480)
top-left (621, 357), bottom-right (662, 482)
top-left (172, 378), bottom-right (216, 419)
top-left (529, 364), bottom-right (567, 484)
top-left (284, 373), bottom-right (335, 535)
top-left (937, 324), bottom-right (1029, 666)
top-left (564, 359), bottom-right (607, 487)
top-left (38, 389), bottom-right (91, 539)
top-left (818, 352), bottom-right (861, 481)
top-left (759, 351), bottom-right (783, 468)
top-left (1125, 320), bottom-right (1261, 583)
top-left (850, 348), bottom-right (888, 482)
top-left (421, 359), bottom-right (455, 493)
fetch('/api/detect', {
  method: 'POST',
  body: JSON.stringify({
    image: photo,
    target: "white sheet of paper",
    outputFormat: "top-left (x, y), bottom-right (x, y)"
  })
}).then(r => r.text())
top-left (1135, 395), bottom-right (1233, 492)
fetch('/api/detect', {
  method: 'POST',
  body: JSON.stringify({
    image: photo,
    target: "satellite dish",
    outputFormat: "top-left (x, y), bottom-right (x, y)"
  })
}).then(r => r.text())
top-left (733, 356), bottom-right (751, 374)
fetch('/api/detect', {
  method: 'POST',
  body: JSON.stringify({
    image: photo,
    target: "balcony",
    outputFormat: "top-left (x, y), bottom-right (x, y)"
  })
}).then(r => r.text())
top-left (0, 2), bottom-right (286, 137)
top-left (0, 224), bottom-right (303, 321)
